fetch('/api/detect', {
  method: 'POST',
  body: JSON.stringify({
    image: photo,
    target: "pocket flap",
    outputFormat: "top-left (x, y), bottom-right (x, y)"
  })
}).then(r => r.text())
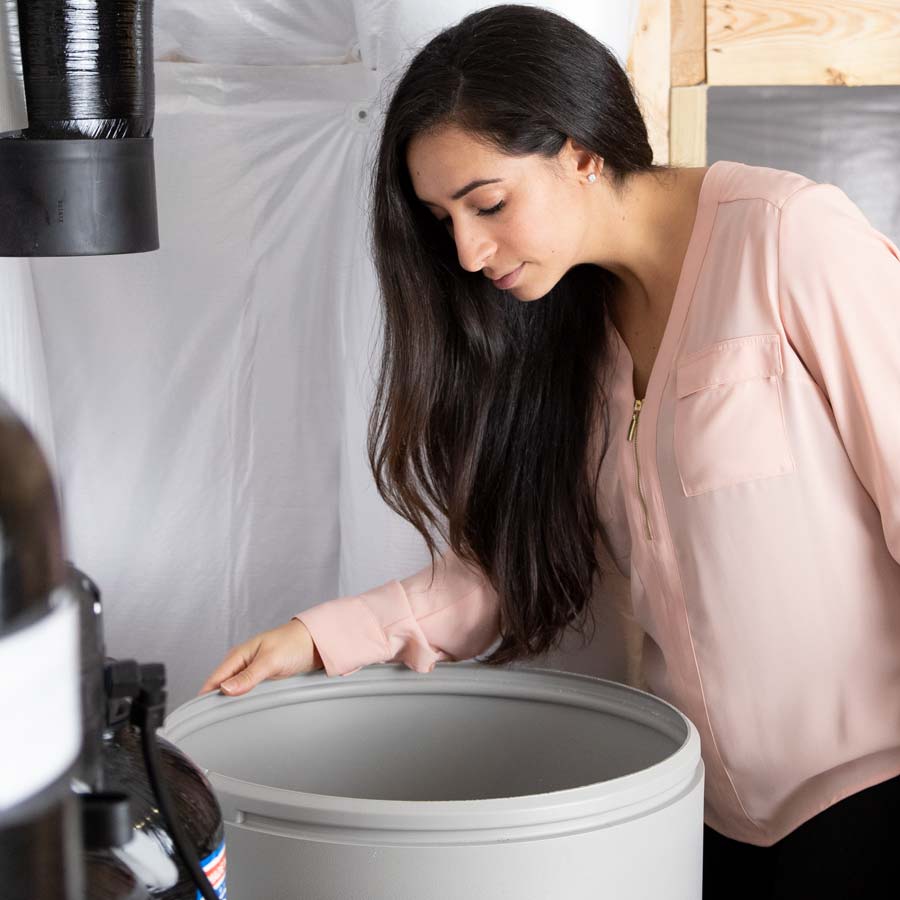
top-left (676, 334), bottom-right (783, 398)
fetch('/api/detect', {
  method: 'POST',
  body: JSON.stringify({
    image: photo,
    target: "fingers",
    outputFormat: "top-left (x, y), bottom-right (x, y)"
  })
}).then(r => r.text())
top-left (218, 657), bottom-right (272, 696)
top-left (198, 644), bottom-right (255, 696)
top-left (198, 620), bottom-right (316, 698)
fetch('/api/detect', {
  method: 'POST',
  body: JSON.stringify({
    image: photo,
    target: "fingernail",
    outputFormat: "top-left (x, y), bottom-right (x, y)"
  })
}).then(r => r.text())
top-left (221, 679), bottom-right (236, 693)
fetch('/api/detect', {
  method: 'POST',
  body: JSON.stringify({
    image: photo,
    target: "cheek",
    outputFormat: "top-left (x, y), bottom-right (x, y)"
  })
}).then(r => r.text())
top-left (514, 196), bottom-right (573, 260)
top-left (508, 211), bottom-right (560, 257)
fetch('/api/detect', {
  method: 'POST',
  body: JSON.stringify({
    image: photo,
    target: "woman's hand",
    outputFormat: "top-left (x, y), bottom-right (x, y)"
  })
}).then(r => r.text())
top-left (198, 619), bottom-right (324, 697)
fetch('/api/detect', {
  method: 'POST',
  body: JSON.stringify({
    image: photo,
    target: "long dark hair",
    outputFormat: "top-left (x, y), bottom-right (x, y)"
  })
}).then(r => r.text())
top-left (367, 4), bottom-right (655, 666)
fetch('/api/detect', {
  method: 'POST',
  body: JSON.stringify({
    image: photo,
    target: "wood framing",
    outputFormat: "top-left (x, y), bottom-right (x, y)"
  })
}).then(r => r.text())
top-left (707, 1), bottom-right (900, 86)
top-left (672, 0), bottom-right (706, 86)
top-left (669, 85), bottom-right (708, 166)
top-left (627, 0), bottom-right (900, 169)
top-left (627, 0), bottom-right (672, 165)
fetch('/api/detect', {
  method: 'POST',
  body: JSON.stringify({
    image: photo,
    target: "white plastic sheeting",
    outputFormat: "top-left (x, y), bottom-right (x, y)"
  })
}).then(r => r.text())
top-left (155, 1), bottom-right (359, 66)
top-left (0, 260), bottom-right (57, 473)
top-left (351, 0), bottom-right (638, 74)
top-left (153, 1), bottom-right (638, 71)
top-left (12, 2), bottom-right (637, 707)
top-left (0, 0), bottom-right (27, 135)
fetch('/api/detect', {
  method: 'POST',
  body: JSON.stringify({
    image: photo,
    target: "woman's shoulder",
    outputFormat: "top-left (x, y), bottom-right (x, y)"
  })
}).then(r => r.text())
top-left (708, 159), bottom-right (818, 211)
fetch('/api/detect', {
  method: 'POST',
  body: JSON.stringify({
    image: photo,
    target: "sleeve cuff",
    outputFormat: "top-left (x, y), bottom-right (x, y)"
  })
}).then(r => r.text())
top-left (293, 596), bottom-right (391, 677)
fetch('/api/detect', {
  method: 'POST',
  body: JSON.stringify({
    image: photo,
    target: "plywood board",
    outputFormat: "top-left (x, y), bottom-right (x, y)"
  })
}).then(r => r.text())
top-left (707, 1), bottom-right (900, 86)
top-left (672, 0), bottom-right (706, 85)
top-left (628, 0), bottom-right (672, 163)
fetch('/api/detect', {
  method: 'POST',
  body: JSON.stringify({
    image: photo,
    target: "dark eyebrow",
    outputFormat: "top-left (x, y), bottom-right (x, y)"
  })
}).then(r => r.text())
top-left (420, 178), bottom-right (504, 207)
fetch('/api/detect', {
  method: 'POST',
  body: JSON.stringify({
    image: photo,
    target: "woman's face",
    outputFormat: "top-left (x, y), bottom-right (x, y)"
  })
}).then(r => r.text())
top-left (406, 124), bottom-right (595, 301)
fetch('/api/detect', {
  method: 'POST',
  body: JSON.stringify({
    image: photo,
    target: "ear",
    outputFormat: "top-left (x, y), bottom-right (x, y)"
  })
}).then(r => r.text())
top-left (563, 137), bottom-right (604, 181)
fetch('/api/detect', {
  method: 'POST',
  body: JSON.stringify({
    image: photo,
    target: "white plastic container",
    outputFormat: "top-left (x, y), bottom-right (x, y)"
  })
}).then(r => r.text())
top-left (163, 662), bottom-right (704, 899)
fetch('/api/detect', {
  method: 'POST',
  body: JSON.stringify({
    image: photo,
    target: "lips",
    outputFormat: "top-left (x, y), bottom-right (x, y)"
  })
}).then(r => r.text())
top-left (490, 263), bottom-right (524, 290)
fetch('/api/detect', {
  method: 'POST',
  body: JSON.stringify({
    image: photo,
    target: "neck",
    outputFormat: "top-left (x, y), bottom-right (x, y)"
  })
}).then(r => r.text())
top-left (585, 166), bottom-right (708, 320)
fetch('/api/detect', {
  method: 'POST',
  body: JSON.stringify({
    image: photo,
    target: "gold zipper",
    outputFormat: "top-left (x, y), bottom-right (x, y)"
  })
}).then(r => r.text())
top-left (627, 399), bottom-right (654, 541)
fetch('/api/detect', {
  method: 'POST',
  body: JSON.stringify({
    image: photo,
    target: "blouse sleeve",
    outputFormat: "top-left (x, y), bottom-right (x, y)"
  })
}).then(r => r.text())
top-left (778, 182), bottom-right (900, 563)
top-left (293, 547), bottom-right (501, 677)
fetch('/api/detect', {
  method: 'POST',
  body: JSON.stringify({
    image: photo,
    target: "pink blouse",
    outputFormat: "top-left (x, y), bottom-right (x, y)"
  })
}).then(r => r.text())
top-left (296, 160), bottom-right (900, 846)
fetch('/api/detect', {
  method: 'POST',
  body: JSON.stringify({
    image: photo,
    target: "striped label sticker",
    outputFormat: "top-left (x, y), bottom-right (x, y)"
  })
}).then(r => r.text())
top-left (196, 839), bottom-right (227, 899)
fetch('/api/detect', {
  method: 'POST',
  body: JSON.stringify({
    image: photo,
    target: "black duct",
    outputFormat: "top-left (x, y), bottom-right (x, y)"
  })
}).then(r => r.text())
top-left (0, 0), bottom-right (158, 256)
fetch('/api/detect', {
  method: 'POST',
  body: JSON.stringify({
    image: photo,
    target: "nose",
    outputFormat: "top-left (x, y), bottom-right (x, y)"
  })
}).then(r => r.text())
top-left (452, 218), bottom-right (496, 273)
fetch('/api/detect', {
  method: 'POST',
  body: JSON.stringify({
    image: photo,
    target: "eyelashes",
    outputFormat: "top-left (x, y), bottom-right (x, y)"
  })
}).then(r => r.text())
top-left (440, 200), bottom-right (505, 229)
top-left (477, 201), bottom-right (505, 217)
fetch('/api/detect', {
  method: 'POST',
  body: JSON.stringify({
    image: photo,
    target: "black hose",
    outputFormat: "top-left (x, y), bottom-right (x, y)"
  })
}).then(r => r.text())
top-left (132, 685), bottom-right (220, 900)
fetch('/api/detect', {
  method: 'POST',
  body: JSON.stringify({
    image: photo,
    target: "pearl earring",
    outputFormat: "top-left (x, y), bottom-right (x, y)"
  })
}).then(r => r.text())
top-left (587, 173), bottom-right (597, 183)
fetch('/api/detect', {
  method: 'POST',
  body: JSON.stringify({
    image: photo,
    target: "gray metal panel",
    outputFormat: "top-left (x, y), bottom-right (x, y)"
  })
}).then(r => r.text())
top-left (708, 86), bottom-right (900, 245)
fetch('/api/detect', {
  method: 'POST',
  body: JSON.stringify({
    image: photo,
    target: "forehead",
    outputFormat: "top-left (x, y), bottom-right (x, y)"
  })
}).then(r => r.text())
top-left (406, 125), bottom-right (521, 202)
top-left (407, 125), bottom-right (499, 167)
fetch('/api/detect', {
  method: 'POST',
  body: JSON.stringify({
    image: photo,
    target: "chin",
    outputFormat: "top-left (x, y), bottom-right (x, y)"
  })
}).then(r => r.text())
top-left (510, 273), bottom-right (555, 303)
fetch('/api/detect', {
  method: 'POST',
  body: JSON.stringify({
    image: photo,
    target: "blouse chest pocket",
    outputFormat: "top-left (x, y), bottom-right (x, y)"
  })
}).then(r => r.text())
top-left (673, 334), bottom-right (795, 497)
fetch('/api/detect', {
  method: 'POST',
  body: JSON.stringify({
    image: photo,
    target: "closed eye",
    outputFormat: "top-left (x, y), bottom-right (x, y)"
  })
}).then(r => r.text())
top-left (477, 201), bottom-right (505, 217)
top-left (440, 200), bottom-right (505, 229)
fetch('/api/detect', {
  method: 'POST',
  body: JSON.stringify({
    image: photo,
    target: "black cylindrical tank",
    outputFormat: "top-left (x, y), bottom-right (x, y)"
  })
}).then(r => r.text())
top-left (82, 790), bottom-right (150, 900)
top-left (70, 564), bottom-right (226, 898)
top-left (103, 726), bottom-right (226, 898)
top-left (0, 397), bottom-right (84, 900)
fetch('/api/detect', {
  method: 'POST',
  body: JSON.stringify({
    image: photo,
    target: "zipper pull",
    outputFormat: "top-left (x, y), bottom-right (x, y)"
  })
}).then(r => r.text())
top-left (627, 399), bottom-right (643, 442)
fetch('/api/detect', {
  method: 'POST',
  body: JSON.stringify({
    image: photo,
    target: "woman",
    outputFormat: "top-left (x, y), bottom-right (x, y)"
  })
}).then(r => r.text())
top-left (200, 5), bottom-right (900, 896)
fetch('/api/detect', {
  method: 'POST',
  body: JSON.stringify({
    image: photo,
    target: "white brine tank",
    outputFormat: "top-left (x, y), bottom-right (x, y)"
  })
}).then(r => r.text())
top-left (163, 662), bottom-right (704, 899)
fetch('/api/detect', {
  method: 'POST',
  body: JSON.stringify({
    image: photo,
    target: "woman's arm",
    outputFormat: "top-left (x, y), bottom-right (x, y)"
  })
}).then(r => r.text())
top-left (294, 547), bottom-right (501, 676)
top-left (778, 182), bottom-right (900, 561)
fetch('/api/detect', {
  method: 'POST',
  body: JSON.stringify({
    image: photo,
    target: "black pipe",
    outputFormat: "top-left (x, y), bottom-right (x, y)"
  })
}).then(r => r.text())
top-left (0, 0), bottom-right (158, 256)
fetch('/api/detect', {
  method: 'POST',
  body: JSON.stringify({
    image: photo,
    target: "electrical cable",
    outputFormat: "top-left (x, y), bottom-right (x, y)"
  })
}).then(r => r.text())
top-left (131, 668), bottom-right (220, 900)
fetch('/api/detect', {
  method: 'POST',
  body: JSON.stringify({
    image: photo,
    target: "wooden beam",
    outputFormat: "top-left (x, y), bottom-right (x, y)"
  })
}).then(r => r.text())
top-left (707, 0), bottom-right (900, 86)
top-left (670, 85), bottom-right (708, 166)
top-left (628, 0), bottom-right (672, 164)
top-left (672, 0), bottom-right (706, 85)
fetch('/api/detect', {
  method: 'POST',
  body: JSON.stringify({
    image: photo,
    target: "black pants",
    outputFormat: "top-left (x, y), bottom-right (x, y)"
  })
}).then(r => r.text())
top-left (702, 772), bottom-right (900, 899)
